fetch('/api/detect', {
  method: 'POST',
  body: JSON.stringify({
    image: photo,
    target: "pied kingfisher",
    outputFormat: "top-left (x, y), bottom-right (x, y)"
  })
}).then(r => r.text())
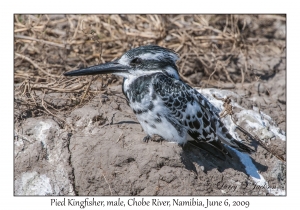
top-left (64, 45), bottom-right (253, 158)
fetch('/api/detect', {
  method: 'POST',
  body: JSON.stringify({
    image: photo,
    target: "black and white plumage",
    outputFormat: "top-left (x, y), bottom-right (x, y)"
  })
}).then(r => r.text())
top-left (64, 45), bottom-right (253, 158)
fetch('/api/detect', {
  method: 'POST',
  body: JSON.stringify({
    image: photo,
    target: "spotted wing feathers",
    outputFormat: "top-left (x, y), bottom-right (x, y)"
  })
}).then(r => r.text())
top-left (153, 73), bottom-right (253, 157)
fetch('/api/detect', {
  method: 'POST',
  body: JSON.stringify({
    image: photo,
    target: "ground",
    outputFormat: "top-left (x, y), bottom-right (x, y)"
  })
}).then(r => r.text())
top-left (14, 14), bottom-right (286, 196)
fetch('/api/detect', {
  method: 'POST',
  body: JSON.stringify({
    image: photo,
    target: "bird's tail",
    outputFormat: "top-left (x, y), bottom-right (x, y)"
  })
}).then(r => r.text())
top-left (216, 120), bottom-right (254, 154)
top-left (187, 140), bottom-right (228, 160)
top-left (218, 132), bottom-right (254, 154)
top-left (230, 139), bottom-right (254, 153)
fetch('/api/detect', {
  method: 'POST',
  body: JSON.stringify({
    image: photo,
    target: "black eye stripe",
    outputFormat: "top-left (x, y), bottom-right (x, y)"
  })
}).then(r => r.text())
top-left (130, 57), bottom-right (142, 66)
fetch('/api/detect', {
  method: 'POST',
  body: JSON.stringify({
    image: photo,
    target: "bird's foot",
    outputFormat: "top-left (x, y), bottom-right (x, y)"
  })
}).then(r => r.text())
top-left (142, 135), bottom-right (165, 143)
top-left (156, 137), bottom-right (164, 144)
top-left (151, 135), bottom-right (165, 143)
top-left (143, 135), bottom-right (151, 143)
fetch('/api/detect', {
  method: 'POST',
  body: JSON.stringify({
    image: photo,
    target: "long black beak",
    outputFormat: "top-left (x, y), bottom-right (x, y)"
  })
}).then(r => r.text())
top-left (64, 61), bottom-right (130, 76)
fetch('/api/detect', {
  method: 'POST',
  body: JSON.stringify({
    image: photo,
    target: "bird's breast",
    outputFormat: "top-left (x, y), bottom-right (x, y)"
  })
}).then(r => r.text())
top-left (123, 74), bottom-right (154, 103)
top-left (122, 74), bottom-right (189, 144)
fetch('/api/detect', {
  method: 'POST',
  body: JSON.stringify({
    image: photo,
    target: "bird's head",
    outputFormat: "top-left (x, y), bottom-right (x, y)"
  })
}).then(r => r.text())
top-left (64, 45), bottom-right (180, 79)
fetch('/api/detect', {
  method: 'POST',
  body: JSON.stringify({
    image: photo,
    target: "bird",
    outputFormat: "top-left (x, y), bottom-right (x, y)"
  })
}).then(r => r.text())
top-left (64, 45), bottom-right (253, 159)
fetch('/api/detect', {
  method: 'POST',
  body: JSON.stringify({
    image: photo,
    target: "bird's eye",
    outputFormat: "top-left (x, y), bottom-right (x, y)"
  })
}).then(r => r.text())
top-left (130, 57), bottom-right (142, 66)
